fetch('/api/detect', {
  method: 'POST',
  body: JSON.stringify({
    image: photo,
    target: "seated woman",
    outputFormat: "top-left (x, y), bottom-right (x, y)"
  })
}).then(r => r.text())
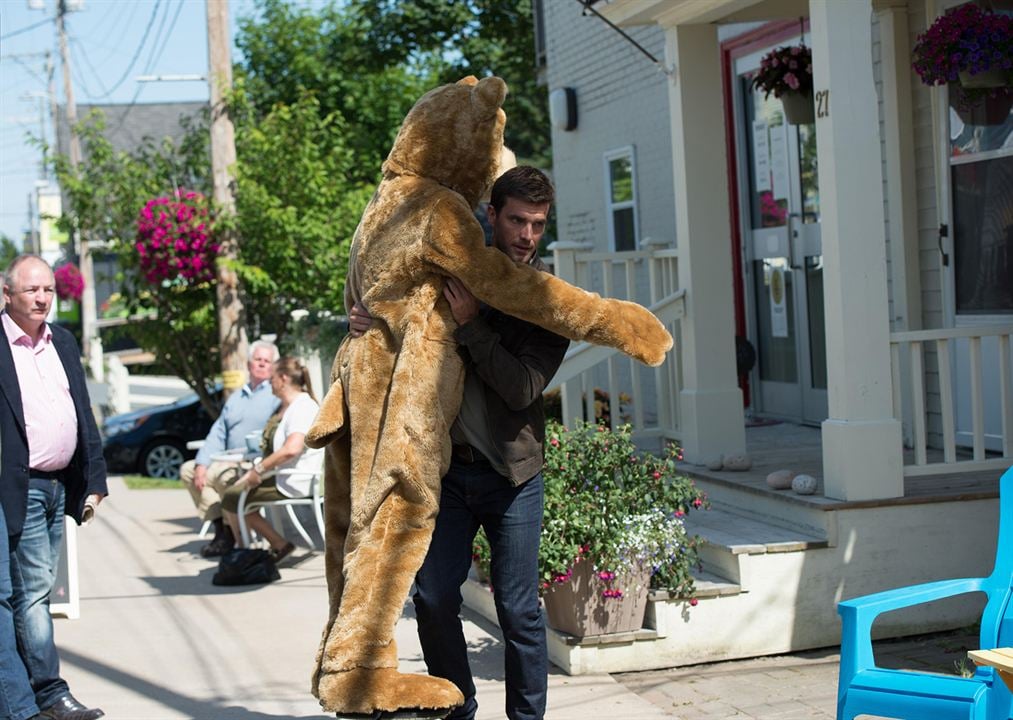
top-left (221, 356), bottom-right (323, 562)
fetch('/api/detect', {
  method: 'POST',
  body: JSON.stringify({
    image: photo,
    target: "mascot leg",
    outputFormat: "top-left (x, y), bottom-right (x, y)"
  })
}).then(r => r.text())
top-left (315, 331), bottom-right (464, 717)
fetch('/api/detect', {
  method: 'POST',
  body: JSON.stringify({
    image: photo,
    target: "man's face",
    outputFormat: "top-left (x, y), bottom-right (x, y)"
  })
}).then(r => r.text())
top-left (488, 197), bottom-right (550, 264)
top-left (3, 259), bottom-right (55, 334)
top-left (248, 348), bottom-right (275, 385)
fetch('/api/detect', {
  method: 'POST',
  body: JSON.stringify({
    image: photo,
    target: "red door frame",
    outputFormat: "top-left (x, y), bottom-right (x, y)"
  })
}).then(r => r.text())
top-left (720, 19), bottom-right (810, 409)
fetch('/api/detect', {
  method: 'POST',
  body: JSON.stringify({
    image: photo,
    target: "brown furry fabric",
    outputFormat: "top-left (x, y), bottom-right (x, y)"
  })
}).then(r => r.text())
top-left (306, 76), bottom-right (672, 715)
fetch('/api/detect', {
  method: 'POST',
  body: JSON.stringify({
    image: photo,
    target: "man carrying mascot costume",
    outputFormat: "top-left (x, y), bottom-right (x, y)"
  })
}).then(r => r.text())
top-left (305, 76), bottom-right (673, 720)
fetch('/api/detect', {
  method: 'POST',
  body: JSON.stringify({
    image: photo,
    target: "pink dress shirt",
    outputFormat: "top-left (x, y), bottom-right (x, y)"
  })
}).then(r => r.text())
top-left (2, 312), bottom-right (78, 471)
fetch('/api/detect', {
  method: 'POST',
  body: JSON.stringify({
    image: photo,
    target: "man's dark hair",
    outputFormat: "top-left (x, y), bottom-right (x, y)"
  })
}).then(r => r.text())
top-left (489, 166), bottom-right (555, 212)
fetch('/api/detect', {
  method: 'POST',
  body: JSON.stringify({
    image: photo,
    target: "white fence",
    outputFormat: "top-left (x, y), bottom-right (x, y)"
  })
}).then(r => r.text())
top-left (890, 325), bottom-right (1013, 476)
top-left (544, 239), bottom-right (684, 442)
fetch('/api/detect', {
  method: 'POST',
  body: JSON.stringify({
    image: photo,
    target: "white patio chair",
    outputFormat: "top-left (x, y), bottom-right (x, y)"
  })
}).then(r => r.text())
top-left (236, 468), bottom-right (325, 550)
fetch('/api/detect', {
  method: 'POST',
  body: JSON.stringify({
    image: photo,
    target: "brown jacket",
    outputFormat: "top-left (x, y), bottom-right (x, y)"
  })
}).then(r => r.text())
top-left (454, 257), bottom-right (569, 486)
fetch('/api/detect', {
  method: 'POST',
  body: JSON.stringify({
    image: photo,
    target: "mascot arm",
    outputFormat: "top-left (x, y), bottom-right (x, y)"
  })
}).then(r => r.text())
top-left (455, 313), bottom-right (569, 411)
top-left (423, 199), bottom-right (673, 367)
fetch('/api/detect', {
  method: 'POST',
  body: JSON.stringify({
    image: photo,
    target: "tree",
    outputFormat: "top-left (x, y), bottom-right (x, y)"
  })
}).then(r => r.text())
top-left (52, 112), bottom-right (223, 414)
top-left (51, 99), bottom-right (373, 414)
top-left (231, 87), bottom-right (375, 335)
top-left (234, 0), bottom-right (439, 184)
top-left (234, 0), bottom-right (550, 168)
top-left (0, 235), bottom-right (20, 270)
top-left (349, 0), bottom-right (550, 166)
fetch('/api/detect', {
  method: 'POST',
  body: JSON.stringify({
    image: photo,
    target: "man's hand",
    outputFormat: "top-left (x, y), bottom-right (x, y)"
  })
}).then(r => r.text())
top-left (443, 277), bottom-right (479, 326)
top-left (348, 301), bottom-right (375, 338)
top-left (239, 468), bottom-right (262, 489)
top-left (194, 464), bottom-right (208, 492)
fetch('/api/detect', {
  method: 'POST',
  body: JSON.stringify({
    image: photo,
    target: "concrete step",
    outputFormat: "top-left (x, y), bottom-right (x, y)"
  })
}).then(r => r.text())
top-left (685, 506), bottom-right (829, 586)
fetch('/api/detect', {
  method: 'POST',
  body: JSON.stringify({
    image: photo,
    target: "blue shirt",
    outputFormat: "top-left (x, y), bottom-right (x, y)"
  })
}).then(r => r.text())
top-left (195, 380), bottom-right (280, 466)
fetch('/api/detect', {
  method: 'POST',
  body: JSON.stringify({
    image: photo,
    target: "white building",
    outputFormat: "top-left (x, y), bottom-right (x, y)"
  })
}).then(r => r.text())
top-left (531, 0), bottom-right (1013, 673)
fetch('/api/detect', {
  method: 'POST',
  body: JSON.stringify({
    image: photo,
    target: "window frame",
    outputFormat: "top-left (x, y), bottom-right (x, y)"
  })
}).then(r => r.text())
top-left (603, 145), bottom-right (640, 253)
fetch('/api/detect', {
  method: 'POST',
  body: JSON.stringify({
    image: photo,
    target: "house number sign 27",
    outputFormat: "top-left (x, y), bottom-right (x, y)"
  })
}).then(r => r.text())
top-left (816, 89), bottom-right (830, 118)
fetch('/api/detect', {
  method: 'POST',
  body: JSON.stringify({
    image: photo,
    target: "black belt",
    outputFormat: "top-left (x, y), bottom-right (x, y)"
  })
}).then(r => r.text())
top-left (451, 444), bottom-right (485, 465)
top-left (29, 468), bottom-right (65, 480)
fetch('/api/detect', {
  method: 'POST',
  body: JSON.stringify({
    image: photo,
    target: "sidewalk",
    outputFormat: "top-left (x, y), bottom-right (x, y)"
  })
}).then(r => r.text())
top-left (52, 477), bottom-right (668, 719)
top-left (52, 477), bottom-right (977, 719)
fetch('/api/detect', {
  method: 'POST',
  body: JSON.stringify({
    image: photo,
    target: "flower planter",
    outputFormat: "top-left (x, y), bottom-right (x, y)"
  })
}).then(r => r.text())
top-left (542, 557), bottom-right (651, 638)
top-left (958, 68), bottom-right (1013, 89)
top-left (780, 91), bottom-right (815, 125)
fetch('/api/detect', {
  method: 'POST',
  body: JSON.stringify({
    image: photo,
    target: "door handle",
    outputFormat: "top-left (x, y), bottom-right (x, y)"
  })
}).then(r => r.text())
top-left (787, 212), bottom-right (802, 270)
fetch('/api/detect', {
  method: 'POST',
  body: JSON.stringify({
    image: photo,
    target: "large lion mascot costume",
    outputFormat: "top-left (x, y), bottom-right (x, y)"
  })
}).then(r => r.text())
top-left (306, 76), bottom-right (672, 718)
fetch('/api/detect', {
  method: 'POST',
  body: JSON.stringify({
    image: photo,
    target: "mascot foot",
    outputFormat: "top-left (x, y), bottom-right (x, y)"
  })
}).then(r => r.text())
top-left (319, 667), bottom-right (463, 717)
top-left (335, 711), bottom-right (449, 720)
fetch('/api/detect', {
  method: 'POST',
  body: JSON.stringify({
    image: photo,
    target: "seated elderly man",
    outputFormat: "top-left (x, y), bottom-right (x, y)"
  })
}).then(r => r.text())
top-left (179, 340), bottom-right (280, 557)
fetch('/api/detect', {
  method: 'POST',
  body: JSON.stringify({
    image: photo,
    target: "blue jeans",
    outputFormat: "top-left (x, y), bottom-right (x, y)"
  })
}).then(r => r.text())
top-left (1, 504), bottom-right (39, 720)
top-left (10, 478), bottom-right (69, 712)
top-left (413, 458), bottom-right (547, 720)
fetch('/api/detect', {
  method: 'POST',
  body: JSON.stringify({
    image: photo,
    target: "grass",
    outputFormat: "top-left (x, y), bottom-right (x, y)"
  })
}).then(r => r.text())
top-left (122, 475), bottom-right (184, 490)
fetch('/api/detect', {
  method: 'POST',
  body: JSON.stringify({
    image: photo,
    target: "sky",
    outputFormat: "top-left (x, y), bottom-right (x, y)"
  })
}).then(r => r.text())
top-left (0, 0), bottom-right (269, 245)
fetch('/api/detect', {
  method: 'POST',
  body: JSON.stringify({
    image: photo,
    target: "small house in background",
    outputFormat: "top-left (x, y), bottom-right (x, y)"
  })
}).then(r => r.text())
top-left (532, 0), bottom-right (1012, 674)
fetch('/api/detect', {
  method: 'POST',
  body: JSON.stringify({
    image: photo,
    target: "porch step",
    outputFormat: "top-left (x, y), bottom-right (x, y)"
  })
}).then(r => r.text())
top-left (684, 506), bottom-right (828, 586)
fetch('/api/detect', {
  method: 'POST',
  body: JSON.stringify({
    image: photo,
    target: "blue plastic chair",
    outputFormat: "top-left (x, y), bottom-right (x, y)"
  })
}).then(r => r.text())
top-left (836, 465), bottom-right (1013, 720)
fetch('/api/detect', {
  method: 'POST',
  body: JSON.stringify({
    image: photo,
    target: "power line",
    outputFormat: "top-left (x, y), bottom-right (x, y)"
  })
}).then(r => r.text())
top-left (144, 0), bottom-right (186, 76)
top-left (69, 37), bottom-right (103, 99)
top-left (141, 0), bottom-right (173, 74)
top-left (87, 0), bottom-right (163, 100)
top-left (0, 17), bottom-right (50, 42)
top-left (70, 36), bottom-right (111, 99)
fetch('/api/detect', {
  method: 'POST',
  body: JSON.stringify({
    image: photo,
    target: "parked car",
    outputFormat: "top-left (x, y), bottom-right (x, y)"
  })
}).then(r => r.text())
top-left (102, 387), bottom-right (221, 480)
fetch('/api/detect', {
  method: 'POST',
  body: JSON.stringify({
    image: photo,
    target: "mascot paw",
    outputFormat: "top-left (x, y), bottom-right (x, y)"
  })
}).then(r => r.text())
top-left (319, 667), bottom-right (464, 716)
top-left (335, 710), bottom-right (451, 719)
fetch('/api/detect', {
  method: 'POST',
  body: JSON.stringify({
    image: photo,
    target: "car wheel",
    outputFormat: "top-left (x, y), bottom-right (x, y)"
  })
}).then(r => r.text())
top-left (141, 439), bottom-right (186, 480)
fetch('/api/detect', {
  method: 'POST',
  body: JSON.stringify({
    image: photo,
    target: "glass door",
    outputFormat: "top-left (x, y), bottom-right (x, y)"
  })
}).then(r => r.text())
top-left (735, 41), bottom-right (827, 424)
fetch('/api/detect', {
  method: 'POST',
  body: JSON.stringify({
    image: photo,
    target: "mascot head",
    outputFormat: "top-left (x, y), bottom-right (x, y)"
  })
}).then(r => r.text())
top-left (382, 76), bottom-right (507, 209)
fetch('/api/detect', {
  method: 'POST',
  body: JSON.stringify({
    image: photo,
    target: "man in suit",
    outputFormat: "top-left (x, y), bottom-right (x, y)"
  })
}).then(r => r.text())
top-left (1, 255), bottom-right (106, 720)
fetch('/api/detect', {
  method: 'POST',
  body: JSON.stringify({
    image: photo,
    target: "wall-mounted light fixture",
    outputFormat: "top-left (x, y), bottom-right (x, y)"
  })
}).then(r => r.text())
top-left (549, 87), bottom-right (578, 131)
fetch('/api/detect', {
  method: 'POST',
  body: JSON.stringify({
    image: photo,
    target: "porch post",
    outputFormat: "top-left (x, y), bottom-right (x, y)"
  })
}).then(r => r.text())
top-left (810, 0), bottom-right (904, 500)
top-left (663, 23), bottom-right (745, 465)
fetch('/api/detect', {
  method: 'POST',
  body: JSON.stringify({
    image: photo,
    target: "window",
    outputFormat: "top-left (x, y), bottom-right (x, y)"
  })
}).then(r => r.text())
top-left (948, 100), bottom-right (1013, 316)
top-left (604, 146), bottom-right (639, 252)
top-left (946, 3), bottom-right (1013, 316)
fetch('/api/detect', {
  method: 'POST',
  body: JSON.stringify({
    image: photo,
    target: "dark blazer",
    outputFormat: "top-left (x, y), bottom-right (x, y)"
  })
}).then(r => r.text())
top-left (0, 317), bottom-right (108, 536)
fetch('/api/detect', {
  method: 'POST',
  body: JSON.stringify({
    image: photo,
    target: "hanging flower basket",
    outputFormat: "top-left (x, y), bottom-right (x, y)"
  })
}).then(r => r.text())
top-left (959, 67), bottom-right (1013, 89)
top-left (912, 4), bottom-right (1013, 114)
top-left (752, 44), bottom-right (814, 125)
top-left (53, 262), bottom-right (84, 302)
top-left (135, 189), bottom-right (218, 286)
top-left (780, 91), bottom-right (816, 125)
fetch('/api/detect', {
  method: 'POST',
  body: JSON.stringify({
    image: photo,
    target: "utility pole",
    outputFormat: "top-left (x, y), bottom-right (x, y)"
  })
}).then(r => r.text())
top-left (207, 0), bottom-right (248, 398)
top-left (56, 0), bottom-right (101, 378)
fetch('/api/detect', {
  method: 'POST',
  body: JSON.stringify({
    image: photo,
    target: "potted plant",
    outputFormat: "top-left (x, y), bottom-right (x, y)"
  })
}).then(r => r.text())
top-left (535, 420), bottom-right (707, 638)
top-left (912, 4), bottom-right (1013, 124)
top-left (752, 44), bottom-right (815, 125)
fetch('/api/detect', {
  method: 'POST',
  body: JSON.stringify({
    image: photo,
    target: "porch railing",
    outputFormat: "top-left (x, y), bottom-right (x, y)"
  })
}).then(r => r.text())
top-left (544, 239), bottom-right (684, 442)
top-left (890, 326), bottom-right (1013, 476)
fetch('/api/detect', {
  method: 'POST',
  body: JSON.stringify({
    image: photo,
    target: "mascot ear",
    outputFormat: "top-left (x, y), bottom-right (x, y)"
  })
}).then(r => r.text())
top-left (475, 76), bottom-right (507, 109)
top-left (305, 378), bottom-right (347, 449)
top-left (456, 75), bottom-right (479, 87)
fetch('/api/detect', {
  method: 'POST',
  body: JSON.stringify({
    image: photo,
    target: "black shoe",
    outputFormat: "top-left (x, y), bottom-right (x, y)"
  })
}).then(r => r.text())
top-left (200, 524), bottom-right (235, 558)
top-left (38, 693), bottom-right (105, 720)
